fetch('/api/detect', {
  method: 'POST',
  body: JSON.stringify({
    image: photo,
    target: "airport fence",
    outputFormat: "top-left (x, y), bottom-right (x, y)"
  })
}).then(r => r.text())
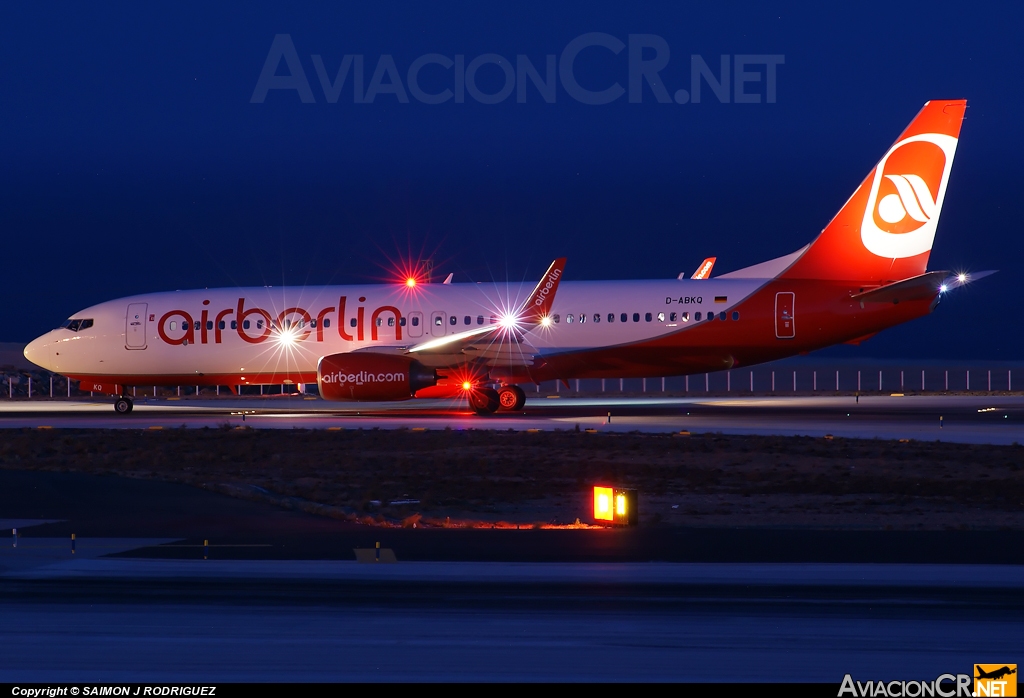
top-left (2, 363), bottom-right (1024, 400)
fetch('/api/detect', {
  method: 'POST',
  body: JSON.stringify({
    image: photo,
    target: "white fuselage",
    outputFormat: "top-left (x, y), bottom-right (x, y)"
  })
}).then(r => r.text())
top-left (24, 279), bottom-right (765, 381)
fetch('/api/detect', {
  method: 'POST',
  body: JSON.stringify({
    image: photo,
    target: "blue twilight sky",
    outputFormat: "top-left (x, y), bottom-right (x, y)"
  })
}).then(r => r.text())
top-left (1, 2), bottom-right (1021, 358)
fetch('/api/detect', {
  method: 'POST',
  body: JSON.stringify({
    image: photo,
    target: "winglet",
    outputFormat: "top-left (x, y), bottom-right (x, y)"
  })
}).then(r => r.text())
top-left (519, 258), bottom-right (566, 323)
top-left (691, 257), bottom-right (716, 279)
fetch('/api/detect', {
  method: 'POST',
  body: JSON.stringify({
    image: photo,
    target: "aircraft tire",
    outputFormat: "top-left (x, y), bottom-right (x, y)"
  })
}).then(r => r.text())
top-left (114, 397), bottom-right (133, 415)
top-left (469, 387), bottom-right (500, 415)
top-left (497, 385), bottom-right (526, 411)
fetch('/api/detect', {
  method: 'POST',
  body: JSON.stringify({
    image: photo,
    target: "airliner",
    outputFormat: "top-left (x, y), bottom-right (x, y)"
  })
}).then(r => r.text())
top-left (24, 100), bottom-right (985, 414)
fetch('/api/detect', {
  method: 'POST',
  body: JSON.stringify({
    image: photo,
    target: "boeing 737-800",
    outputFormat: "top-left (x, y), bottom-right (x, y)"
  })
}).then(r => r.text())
top-left (24, 100), bottom-right (984, 414)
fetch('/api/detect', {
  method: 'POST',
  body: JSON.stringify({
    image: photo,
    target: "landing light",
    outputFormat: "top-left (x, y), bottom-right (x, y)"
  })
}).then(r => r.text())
top-left (957, 273), bottom-right (967, 283)
top-left (540, 316), bottom-right (553, 327)
top-left (277, 327), bottom-right (299, 345)
top-left (498, 314), bottom-right (518, 329)
top-left (405, 277), bottom-right (417, 288)
top-left (939, 284), bottom-right (947, 293)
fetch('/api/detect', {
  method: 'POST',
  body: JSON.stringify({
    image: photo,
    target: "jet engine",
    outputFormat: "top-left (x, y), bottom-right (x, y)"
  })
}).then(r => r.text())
top-left (317, 353), bottom-right (437, 401)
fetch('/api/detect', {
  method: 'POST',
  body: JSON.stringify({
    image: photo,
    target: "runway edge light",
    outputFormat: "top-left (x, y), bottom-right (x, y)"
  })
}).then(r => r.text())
top-left (593, 486), bottom-right (638, 526)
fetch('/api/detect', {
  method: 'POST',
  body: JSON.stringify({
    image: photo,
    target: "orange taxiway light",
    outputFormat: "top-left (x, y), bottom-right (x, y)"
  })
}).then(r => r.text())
top-left (593, 486), bottom-right (638, 526)
top-left (593, 486), bottom-right (614, 522)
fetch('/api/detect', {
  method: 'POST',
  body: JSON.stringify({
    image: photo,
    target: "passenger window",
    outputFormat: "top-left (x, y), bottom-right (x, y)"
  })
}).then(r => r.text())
top-left (645, 313), bottom-right (652, 322)
top-left (620, 313), bottom-right (627, 322)
top-left (719, 311), bottom-right (726, 321)
top-left (464, 316), bottom-right (471, 325)
top-left (579, 313), bottom-right (586, 324)
top-left (566, 314), bottom-right (574, 324)
top-left (324, 318), bottom-right (331, 328)
top-left (434, 316), bottom-right (443, 326)
top-left (681, 312), bottom-right (688, 321)
top-left (218, 321), bottom-right (225, 330)
top-left (553, 314), bottom-right (560, 323)
top-left (376, 318), bottom-right (383, 327)
top-left (412, 316), bottom-right (420, 327)
top-left (243, 320), bottom-right (251, 330)
top-left (450, 315), bottom-right (457, 325)
top-left (310, 319), bottom-right (317, 328)
top-left (594, 313), bottom-right (601, 323)
top-left (170, 321), bottom-right (177, 331)
top-left (695, 312), bottom-right (702, 321)
top-left (632, 313), bottom-right (640, 322)
top-left (194, 321), bottom-right (201, 330)
top-left (399, 317), bottom-right (406, 326)
top-left (732, 311), bottom-right (739, 321)
top-left (231, 320), bottom-right (237, 330)
top-left (657, 312), bottom-right (665, 322)
top-left (608, 313), bottom-right (615, 323)
top-left (477, 316), bottom-right (484, 325)
top-left (388, 317), bottom-right (395, 327)
top-left (350, 318), bottom-right (357, 328)
top-left (257, 320), bottom-right (264, 330)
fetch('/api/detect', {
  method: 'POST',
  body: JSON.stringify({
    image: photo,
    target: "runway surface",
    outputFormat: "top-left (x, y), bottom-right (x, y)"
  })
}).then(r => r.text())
top-left (2, 548), bottom-right (1021, 682)
top-left (3, 394), bottom-right (1024, 444)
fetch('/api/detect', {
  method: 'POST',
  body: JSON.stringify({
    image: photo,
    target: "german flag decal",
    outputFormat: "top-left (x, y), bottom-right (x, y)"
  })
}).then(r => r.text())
top-left (714, 296), bottom-right (728, 303)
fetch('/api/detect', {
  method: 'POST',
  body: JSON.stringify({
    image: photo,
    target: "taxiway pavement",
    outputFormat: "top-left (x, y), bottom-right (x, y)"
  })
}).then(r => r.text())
top-left (2, 394), bottom-right (1024, 444)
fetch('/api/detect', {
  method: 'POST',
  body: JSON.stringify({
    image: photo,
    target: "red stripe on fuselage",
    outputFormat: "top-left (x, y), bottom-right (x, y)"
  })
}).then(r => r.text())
top-left (499, 279), bottom-right (934, 383)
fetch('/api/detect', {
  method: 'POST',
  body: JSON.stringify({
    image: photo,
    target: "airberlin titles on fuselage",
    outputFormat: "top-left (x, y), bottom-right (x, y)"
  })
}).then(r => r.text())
top-left (156, 296), bottom-right (405, 346)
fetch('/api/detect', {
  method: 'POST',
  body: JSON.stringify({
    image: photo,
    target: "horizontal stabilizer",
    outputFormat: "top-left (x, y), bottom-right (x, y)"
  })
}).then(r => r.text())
top-left (943, 269), bottom-right (998, 288)
top-left (851, 271), bottom-right (948, 303)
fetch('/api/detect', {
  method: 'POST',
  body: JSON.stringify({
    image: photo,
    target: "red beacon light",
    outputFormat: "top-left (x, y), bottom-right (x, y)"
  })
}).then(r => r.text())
top-left (405, 277), bottom-right (417, 288)
top-left (593, 485), bottom-right (638, 526)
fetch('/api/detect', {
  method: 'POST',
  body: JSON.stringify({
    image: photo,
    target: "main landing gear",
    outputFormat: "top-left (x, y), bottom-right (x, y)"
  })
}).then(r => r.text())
top-left (113, 396), bottom-right (134, 414)
top-left (469, 385), bottom-right (526, 415)
top-left (468, 387), bottom-right (500, 415)
top-left (497, 385), bottom-right (526, 411)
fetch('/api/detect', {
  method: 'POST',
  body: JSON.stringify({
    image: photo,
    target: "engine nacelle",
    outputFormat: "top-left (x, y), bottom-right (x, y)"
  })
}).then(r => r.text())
top-left (317, 353), bottom-right (437, 401)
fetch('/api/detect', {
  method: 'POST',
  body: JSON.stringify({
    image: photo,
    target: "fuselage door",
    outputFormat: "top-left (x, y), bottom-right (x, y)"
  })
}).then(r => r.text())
top-left (126, 302), bottom-right (148, 349)
top-left (775, 292), bottom-right (795, 339)
top-left (430, 311), bottom-right (446, 337)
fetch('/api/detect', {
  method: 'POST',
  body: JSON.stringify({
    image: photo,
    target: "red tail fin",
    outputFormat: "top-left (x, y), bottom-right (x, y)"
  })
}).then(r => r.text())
top-left (782, 100), bottom-right (966, 283)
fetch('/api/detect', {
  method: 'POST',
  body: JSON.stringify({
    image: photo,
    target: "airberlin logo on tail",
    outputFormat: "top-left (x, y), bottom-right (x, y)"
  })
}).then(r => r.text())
top-left (861, 132), bottom-right (958, 259)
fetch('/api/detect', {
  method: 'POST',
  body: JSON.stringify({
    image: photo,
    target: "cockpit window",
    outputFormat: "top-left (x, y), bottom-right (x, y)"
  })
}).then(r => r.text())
top-left (60, 319), bottom-right (93, 332)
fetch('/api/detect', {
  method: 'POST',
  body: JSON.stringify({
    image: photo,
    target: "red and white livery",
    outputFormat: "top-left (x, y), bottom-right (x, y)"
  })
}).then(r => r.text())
top-left (24, 100), bottom-right (979, 414)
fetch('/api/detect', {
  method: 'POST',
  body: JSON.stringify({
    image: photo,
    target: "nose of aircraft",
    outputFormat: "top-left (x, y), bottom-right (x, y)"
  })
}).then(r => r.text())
top-left (23, 333), bottom-right (54, 371)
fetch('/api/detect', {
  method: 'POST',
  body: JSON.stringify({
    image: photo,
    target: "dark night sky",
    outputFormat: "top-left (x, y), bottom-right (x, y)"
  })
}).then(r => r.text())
top-left (2, 2), bottom-right (1021, 359)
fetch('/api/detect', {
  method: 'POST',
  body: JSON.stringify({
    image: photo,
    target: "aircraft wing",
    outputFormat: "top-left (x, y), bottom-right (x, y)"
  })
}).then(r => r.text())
top-left (405, 258), bottom-right (566, 362)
